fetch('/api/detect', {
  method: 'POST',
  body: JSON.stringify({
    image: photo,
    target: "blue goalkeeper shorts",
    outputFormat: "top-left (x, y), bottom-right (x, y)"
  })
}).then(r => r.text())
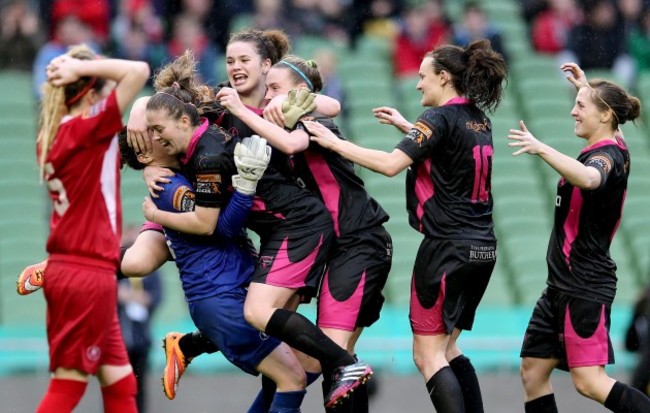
top-left (188, 287), bottom-right (281, 375)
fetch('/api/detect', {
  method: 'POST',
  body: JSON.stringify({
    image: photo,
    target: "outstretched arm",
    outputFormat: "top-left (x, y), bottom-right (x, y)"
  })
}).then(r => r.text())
top-left (305, 120), bottom-right (413, 177)
top-left (508, 120), bottom-right (601, 189)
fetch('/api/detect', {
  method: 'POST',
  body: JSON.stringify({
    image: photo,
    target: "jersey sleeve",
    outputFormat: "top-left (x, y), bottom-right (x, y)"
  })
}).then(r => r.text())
top-left (215, 191), bottom-right (253, 238)
top-left (70, 90), bottom-right (123, 148)
top-left (192, 139), bottom-right (233, 208)
top-left (584, 150), bottom-right (615, 190)
top-left (395, 108), bottom-right (448, 163)
top-left (152, 177), bottom-right (195, 213)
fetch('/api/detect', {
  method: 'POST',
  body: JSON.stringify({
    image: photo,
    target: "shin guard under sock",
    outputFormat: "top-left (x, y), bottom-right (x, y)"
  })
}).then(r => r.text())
top-left (36, 378), bottom-right (87, 413)
top-left (101, 373), bottom-right (137, 413)
top-left (604, 381), bottom-right (650, 413)
top-left (425, 366), bottom-right (465, 413)
top-left (449, 355), bottom-right (484, 413)
top-left (524, 394), bottom-right (559, 413)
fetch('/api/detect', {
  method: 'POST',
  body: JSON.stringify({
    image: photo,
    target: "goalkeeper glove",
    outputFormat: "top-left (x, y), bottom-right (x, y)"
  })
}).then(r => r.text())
top-left (282, 89), bottom-right (317, 129)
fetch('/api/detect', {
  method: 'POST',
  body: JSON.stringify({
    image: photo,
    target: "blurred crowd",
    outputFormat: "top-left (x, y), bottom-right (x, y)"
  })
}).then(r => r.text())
top-left (2, 0), bottom-right (650, 96)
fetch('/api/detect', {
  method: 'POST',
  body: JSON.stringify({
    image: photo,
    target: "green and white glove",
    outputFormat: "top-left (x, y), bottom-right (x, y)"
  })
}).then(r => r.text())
top-left (282, 89), bottom-right (317, 129)
top-left (232, 135), bottom-right (272, 195)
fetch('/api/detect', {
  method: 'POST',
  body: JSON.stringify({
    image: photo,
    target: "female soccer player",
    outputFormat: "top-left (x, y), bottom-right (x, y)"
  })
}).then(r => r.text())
top-left (120, 128), bottom-right (310, 412)
top-left (510, 63), bottom-right (649, 413)
top-left (308, 39), bottom-right (507, 413)
top-left (36, 45), bottom-right (149, 412)
top-left (218, 54), bottom-right (393, 412)
top-left (140, 50), bottom-right (372, 408)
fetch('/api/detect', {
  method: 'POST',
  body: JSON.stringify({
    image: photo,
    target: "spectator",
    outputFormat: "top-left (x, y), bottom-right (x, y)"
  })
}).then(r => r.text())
top-left (453, 1), bottom-right (508, 62)
top-left (32, 15), bottom-right (99, 100)
top-left (117, 226), bottom-right (163, 413)
top-left (393, 0), bottom-right (450, 77)
top-left (0, 0), bottom-right (43, 71)
top-left (166, 14), bottom-right (220, 86)
top-left (252, 0), bottom-right (291, 32)
top-left (629, 7), bottom-right (650, 73)
top-left (348, 0), bottom-right (403, 49)
top-left (111, 0), bottom-right (166, 79)
top-left (562, 0), bottom-right (635, 86)
top-left (531, 0), bottom-right (583, 54)
top-left (314, 47), bottom-right (348, 128)
top-left (45, 0), bottom-right (112, 46)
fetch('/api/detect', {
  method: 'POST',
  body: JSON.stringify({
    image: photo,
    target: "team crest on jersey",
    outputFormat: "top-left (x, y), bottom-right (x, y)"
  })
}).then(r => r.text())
top-left (587, 155), bottom-right (612, 174)
top-left (173, 186), bottom-right (196, 212)
top-left (406, 121), bottom-right (433, 145)
top-left (196, 173), bottom-right (222, 194)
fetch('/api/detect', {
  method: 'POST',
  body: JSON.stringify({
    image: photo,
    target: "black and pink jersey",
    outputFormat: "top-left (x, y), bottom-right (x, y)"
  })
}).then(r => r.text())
top-left (546, 137), bottom-right (630, 304)
top-left (212, 109), bottom-right (333, 242)
top-left (293, 114), bottom-right (389, 238)
top-left (395, 98), bottom-right (495, 241)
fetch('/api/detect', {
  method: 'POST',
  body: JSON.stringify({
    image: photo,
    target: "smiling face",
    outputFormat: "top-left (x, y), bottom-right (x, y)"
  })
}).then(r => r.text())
top-left (225, 40), bottom-right (271, 98)
top-left (570, 87), bottom-right (610, 140)
top-left (146, 108), bottom-right (190, 155)
top-left (264, 66), bottom-right (302, 101)
top-left (416, 56), bottom-right (446, 107)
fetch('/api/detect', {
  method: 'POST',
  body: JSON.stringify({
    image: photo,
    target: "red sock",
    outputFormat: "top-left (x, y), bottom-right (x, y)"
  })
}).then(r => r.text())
top-left (101, 373), bottom-right (138, 413)
top-left (36, 378), bottom-right (87, 413)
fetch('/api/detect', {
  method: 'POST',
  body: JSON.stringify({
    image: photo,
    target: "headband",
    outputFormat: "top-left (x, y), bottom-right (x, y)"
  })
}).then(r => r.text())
top-left (65, 77), bottom-right (97, 106)
top-left (279, 60), bottom-right (313, 91)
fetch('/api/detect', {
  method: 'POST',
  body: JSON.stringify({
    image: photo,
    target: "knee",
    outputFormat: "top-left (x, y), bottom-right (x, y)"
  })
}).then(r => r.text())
top-left (520, 359), bottom-right (540, 389)
top-left (571, 374), bottom-right (602, 400)
top-left (243, 300), bottom-right (263, 331)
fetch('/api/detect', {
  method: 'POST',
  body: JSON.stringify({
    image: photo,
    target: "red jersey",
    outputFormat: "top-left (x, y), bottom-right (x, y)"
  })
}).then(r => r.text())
top-left (43, 91), bottom-right (124, 267)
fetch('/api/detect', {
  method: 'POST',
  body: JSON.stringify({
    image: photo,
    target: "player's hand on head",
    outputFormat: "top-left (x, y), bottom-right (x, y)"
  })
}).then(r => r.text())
top-left (127, 113), bottom-right (151, 154)
top-left (282, 89), bottom-right (317, 129)
top-left (508, 120), bottom-right (543, 156)
top-left (303, 120), bottom-right (337, 150)
top-left (47, 55), bottom-right (82, 86)
top-left (142, 166), bottom-right (174, 198)
top-left (263, 95), bottom-right (287, 127)
top-left (232, 135), bottom-right (272, 195)
top-left (561, 62), bottom-right (587, 90)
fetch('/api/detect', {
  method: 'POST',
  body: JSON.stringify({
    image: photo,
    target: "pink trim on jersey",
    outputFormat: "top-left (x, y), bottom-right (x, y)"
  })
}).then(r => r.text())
top-left (410, 272), bottom-right (447, 335)
top-left (317, 269), bottom-right (366, 331)
top-left (414, 158), bottom-right (434, 232)
top-left (443, 97), bottom-right (472, 106)
top-left (140, 221), bottom-right (163, 233)
top-left (305, 151), bottom-right (341, 236)
top-left (246, 104), bottom-right (264, 116)
top-left (180, 118), bottom-right (209, 165)
top-left (266, 235), bottom-right (324, 289)
top-left (100, 138), bottom-right (120, 234)
top-left (565, 304), bottom-right (609, 368)
top-left (251, 197), bottom-right (286, 219)
top-left (562, 187), bottom-right (583, 267)
top-left (580, 138), bottom-right (626, 154)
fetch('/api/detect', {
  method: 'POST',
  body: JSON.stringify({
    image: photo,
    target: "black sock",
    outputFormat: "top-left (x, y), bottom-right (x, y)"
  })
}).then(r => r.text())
top-left (449, 355), bottom-right (484, 413)
top-left (524, 394), bottom-right (558, 413)
top-left (604, 381), bottom-right (650, 413)
top-left (425, 366), bottom-right (465, 413)
top-left (261, 375), bottom-right (277, 412)
top-left (265, 309), bottom-right (355, 372)
top-left (178, 330), bottom-right (219, 359)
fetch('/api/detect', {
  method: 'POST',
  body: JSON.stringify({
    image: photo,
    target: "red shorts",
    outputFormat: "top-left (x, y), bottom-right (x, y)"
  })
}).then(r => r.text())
top-left (44, 256), bottom-right (130, 374)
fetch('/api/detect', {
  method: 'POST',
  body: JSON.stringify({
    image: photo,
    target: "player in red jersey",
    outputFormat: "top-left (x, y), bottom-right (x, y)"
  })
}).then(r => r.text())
top-left (35, 45), bottom-right (149, 413)
top-left (308, 39), bottom-right (507, 413)
top-left (512, 63), bottom-right (649, 413)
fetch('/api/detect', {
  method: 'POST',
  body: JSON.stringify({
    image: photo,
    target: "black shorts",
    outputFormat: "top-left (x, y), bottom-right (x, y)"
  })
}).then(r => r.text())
top-left (410, 238), bottom-right (496, 335)
top-left (520, 287), bottom-right (614, 371)
top-left (252, 222), bottom-right (334, 300)
top-left (317, 226), bottom-right (393, 331)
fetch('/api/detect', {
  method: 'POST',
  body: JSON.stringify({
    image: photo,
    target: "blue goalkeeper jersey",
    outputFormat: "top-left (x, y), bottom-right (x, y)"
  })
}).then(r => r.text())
top-left (153, 172), bottom-right (255, 302)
